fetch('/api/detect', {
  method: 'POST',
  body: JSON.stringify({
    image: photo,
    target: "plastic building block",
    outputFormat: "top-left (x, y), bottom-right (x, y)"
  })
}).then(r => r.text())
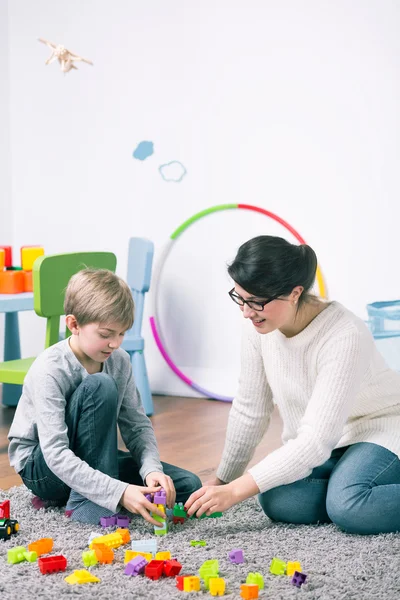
top-left (20, 246), bottom-right (44, 271)
top-left (209, 577), bottom-right (226, 596)
top-left (0, 246), bottom-right (12, 267)
top-left (23, 551), bottom-right (38, 563)
top-left (246, 573), bottom-right (264, 589)
top-left (176, 575), bottom-right (193, 590)
top-left (0, 249), bottom-right (5, 270)
top-left (164, 558), bottom-right (182, 577)
top-left (131, 539), bottom-right (157, 554)
top-left (292, 571), bottom-right (307, 587)
top-left (154, 490), bottom-right (167, 505)
top-left (89, 531), bottom-right (124, 549)
top-left (240, 584), bottom-right (259, 599)
top-left (206, 511), bottom-right (223, 518)
top-left (23, 270), bottom-right (33, 292)
top-left (125, 550), bottom-right (153, 563)
top-left (65, 569), bottom-right (100, 585)
top-left (199, 560), bottom-right (219, 589)
top-left (0, 270), bottom-right (24, 294)
top-left (82, 550), bottom-right (98, 567)
top-left (183, 576), bottom-right (201, 592)
top-left (28, 537), bottom-right (53, 556)
top-left (7, 546), bottom-right (28, 564)
top-left (145, 559), bottom-right (165, 580)
top-left (191, 540), bottom-right (207, 547)
top-left (270, 557), bottom-right (287, 575)
top-left (38, 555), bottom-right (67, 574)
top-left (92, 543), bottom-right (114, 564)
top-left (173, 502), bottom-right (188, 519)
top-left (155, 550), bottom-right (171, 560)
top-left (200, 559), bottom-right (219, 574)
top-left (229, 548), bottom-right (244, 564)
top-left (100, 515), bottom-right (116, 527)
top-left (287, 561), bottom-right (302, 576)
top-left (0, 500), bottom-right (10, 519)
top-left (154, 518), bottom-right (168, 536)
top-left (116, 527), bottom-right (130, 544)
top-left (115, 515), bottom-right (130, 528)
top-left (124, 556), bottom-right (148, 576)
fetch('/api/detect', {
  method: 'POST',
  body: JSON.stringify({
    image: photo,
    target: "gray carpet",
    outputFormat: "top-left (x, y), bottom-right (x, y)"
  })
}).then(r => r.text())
top-left (0, 486), bottom-right (399, 599)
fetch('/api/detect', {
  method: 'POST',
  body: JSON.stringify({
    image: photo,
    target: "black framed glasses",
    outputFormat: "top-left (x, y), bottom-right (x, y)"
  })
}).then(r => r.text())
top-left (228, 288), bottom-right (282, 311)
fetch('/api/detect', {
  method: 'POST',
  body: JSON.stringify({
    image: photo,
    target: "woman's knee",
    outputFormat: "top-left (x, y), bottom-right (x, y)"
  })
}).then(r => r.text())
top-left (326, 484), bottom-right (376, 534)
top-left (259, 481), bottom-right (330, 525)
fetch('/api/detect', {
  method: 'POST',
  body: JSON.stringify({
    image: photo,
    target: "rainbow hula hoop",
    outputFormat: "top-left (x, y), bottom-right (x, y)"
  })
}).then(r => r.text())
top-left (150, 203), bottom-right (328, 402)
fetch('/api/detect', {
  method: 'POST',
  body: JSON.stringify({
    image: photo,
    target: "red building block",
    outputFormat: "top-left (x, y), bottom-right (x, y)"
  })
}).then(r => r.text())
top-left (145, 560), bottom-right (165, 580)
top-left (164, 559), bottom-right (182, 577)
top-left (38, 555), bottom-right (67, 574)
top-left (0, 500), bottom-right (10, 519)
top-left (0, 246), bottom-right (12, 268)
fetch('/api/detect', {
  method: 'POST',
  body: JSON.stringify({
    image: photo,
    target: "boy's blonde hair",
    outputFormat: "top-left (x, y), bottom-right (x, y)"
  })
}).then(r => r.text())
top-left (64, 268), bottom-right (134, 329)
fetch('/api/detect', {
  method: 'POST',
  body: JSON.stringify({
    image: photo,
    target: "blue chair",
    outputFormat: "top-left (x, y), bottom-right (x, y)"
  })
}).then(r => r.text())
top-left (122, 238), bottom-right (154, 416)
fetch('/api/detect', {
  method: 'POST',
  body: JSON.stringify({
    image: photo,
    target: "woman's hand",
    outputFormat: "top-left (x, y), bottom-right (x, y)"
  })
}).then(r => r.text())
top-left (184, 483), bottom-right (237, 517)
top-left (145, 471), bottom-right (176, 508)
top-left (120, 484), bottom-right (166, 526)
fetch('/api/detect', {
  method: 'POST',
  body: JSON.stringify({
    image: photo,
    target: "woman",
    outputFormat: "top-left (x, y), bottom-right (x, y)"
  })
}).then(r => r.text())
top-left (185, 235), bottom-right (400, 534)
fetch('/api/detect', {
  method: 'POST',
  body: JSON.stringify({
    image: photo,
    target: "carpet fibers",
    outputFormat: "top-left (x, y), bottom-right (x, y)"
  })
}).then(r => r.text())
top-left (0, 486), bottom-right (399, 599)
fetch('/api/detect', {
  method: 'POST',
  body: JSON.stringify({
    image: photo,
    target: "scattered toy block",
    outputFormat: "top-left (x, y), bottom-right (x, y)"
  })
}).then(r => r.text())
top-left (92, 543), bottom-right (114, 564)
top-left (23, 551), bottom-right (38, 563)
top-left (155, 550), bottom-right (171, 560)
top-left (164, 559), bottom-right (182, 577)
top-left (154, 489), bottom-right (167, 505)
top-left (28, 537), bottom-right (53, 556)
top-left (229, 548), bottom-right (244, 564)
top-left (7, 546), bottom-right (28, 564)
top-left (240, 583), bottom-right (259, 599)
top-left (145, 559), bottom-right (165, 580)
top-left (131, 539), bottom-right (157, 554)
top-left (183, 575), bottom-right (201, 592)
top-left (82, 550), bottom-right (98, 567)
top-left (292, 571), bottom-right (307, 587)
top-left (191, 540), bottom-right (207, 547)
top-left (124, 550), bottom-right (152, 563)
top-left (176, 575), bottom-right (193, 591)
top-left (270, 557), bottom-right (287, 575)
top-left (89, 531), bottom-right (124, 549)
top-left (209, 577), bottom-right (226, 596)
top-left (246, 572), bottom-right (264, 589)
top-left (115, 527), bottom-right (130, 544)
top-left (124, 556), bottom-right (148, 576)
top-left (100, 515), bottom-right (116, 527)
top-left (287, 561), bottom-right (302, 576)
top-left (38, 555), bottom-right (67, 574)
top-left (65, 569), bottom-right (100, 585)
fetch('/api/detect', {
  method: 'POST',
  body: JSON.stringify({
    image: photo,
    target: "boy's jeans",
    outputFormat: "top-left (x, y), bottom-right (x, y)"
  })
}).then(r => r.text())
top-left (20, 373), bottom-right (201, 522)
top-left (259, 442), bottom-right (400, 535)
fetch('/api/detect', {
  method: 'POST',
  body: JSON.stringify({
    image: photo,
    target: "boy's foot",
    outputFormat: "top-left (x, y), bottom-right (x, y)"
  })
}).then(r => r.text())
top-left (31, 496), bottom-right (65, 510)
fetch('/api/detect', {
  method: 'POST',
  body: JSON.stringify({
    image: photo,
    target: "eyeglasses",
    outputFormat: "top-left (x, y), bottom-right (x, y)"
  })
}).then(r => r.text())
top-left (228, 288), bottom-right (283, 311)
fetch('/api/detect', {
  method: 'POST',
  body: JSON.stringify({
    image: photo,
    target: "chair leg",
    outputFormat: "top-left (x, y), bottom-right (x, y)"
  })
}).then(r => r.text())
top-left (2, 312), bottom-right (22, 407)
top-left (131, 350), bottom-right (154, 416)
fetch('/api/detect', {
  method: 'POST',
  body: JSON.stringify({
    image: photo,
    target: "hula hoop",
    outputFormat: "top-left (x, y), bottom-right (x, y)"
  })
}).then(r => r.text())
top-left (150, 204), bottom-right (327, 402)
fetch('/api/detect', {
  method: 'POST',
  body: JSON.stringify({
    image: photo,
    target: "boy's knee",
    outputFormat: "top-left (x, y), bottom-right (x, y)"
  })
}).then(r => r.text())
top-left (83, 373), bottom-right (118, 407)
top-left (185, 472), bottom-right (202, 495)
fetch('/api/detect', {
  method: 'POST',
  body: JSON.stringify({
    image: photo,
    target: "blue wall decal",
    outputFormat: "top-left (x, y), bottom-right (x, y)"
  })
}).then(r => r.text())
top-left (159, 161), bottom-right (187, 182)
top-left (133, 141), bottom-right (154, 160)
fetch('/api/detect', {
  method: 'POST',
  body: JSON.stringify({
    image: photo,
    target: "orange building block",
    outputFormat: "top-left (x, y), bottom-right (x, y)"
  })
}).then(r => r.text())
top-left (92, 543), bottom-right (114, 564)
top-left (0, 270), bottom-right (24, 294)
top-left (28, 537), bottom-right (54, 556)
top-left (23, 270), bottom-right (33, 292)
top-left (115, 527), bottom-right (130, 544)
top-left (20, 246), bottom-right (44, 271)
top-left (240, 584), bottom-right (259, 599)
top-left (0, 246), bottom-right (12, 267)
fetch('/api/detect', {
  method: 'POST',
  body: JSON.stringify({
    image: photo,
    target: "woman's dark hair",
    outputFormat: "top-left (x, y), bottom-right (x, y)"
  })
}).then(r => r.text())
top-left (228, 235), bottom-right (318, 307)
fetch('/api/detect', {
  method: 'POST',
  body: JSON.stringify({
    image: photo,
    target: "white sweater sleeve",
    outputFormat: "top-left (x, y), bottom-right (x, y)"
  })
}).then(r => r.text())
top-left (248, 327), bottom-right (367, 493)
top-left (216, 322), bottom-right (274, 483)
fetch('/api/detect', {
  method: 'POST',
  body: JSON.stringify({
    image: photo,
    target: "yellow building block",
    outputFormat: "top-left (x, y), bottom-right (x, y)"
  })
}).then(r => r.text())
top-left (209, 577), bottom-right (226, 596)
top-left (155, 551), bottom-right (171, 560)
top-left (287, 561), bottom-right (302, 576)
top-left (20, 246), bottom-right (44, 271)
top-left (183, 576), bottom-right (201, 592)
top-left (90, 531), bottom-right (124, 550)
top-left (155, 504), bottom-right (166, 513)
top-left (0, 249), bottom-right (5, 270)
top-left (124, 550), bottom-right (152, 564)
top-left (65, 569), bottom-right (101, 585)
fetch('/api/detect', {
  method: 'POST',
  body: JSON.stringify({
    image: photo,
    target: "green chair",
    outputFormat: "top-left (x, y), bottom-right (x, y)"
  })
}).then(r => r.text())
top-left (0, 252), bottom-right (117, 392)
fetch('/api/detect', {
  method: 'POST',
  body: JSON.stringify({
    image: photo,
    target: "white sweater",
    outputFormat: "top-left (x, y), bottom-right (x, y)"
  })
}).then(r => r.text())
top-left (216, 301), bottom-right (400, 494)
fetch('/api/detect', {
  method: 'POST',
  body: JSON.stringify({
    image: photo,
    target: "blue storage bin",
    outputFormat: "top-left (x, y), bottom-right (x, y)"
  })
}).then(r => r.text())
top-left (366, 301), bottom-right (400, 371)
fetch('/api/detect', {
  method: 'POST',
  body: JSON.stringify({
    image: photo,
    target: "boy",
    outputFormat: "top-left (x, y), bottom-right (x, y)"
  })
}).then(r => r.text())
top-left (8, 268), bottom-right (201, 524)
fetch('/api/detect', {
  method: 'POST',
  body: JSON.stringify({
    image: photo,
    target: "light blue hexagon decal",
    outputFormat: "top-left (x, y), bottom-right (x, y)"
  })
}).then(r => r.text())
top-left (159, 160), bottom-right (187, 182)
top-left (133, 141), bottom-right (154, 161)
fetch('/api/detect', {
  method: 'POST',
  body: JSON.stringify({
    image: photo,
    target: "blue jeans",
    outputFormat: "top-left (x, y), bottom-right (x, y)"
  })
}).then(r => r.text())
top-left (20, 373), bottom-right (202, 521)
top-left (258, 443), bottom-right (400, 534)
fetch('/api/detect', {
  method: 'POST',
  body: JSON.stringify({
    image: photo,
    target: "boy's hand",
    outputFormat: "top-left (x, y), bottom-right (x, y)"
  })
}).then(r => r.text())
top-left (145, 471), bottom-right (176, 508)
top-left (120, 484), bottom-right (166, 526)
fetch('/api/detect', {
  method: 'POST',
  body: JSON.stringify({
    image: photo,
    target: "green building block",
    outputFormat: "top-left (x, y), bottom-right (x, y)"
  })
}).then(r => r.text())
top-left (199, 559), bottom-right (219, 587)
top-left (23, 551), bottom-right (37, 563)
top-left (82, 550), bottom-right (98, 567)
top-left (247, 572), bottom-right (264, 589)
top-left (173, 502), bottom-right (187, 518)
top-left (270, 557), bottom-right (287, 575)
top-left (7, 546), bottom-right (28, 564)
top-left (190, 540), bottom-right (207, 546)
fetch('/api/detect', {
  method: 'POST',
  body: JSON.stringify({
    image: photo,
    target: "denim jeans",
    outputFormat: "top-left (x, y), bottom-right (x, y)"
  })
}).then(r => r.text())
top-left (20, 373), bottom-right (202, 522)
top-left (258, 442), bottom-right (400, 534)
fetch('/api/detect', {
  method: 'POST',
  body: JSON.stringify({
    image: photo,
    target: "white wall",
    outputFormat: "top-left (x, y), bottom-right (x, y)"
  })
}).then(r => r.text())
top-left (4, 1), bottom-right (400, 397)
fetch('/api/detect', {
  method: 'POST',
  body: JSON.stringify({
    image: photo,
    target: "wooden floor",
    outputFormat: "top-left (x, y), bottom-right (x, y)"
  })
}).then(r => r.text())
top-left (0, 395), bottom-right (283, 490)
